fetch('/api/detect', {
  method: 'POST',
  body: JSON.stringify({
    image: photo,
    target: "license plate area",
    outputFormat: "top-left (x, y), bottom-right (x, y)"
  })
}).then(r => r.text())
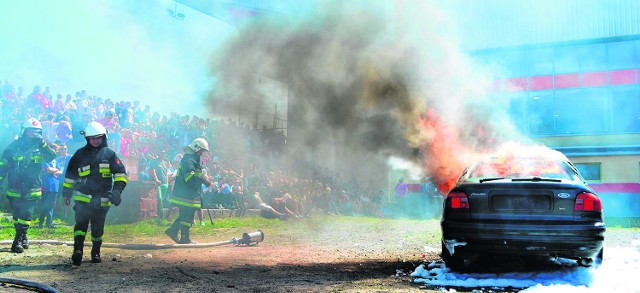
top-left (491, 194), bottom-right (551, 211)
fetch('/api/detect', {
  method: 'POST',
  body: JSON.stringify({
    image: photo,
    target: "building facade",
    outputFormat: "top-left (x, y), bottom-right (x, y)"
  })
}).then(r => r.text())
top-left (461, 0), bottom-right (640, 219)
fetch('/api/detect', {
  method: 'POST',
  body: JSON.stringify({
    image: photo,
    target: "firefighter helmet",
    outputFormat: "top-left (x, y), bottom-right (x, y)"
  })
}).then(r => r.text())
top-left (187, 138), bottom-right (209, 152)
top-left (21, 118), bottom-right (43, 136)
top-left (81, 121), bottom-right (108, 138)
top-left (23, 118), bottom-right (42, 130)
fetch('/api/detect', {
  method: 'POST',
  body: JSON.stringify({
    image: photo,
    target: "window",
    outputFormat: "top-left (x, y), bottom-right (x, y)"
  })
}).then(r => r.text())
top-left (527, 47), bottom-right (554, 76)
top-left (507, 94), bottom-right (526, 132)
top-left (554, 45), bottom-right (580, 74)
top-left (501, 50), bottom-right (528, 77)
top-left (580, 89), bottom-right (608, 134)
top-left (610, 86), bottom-right (640, 133)
top-left (579, 43), bottom-right (607, 72)
top-left (574, 162), bottom-right (601, 181)
top-left (526, 91), bottom-right (554, 135)
top-left (607, 41), bottom-right (637, 70)
top-left (554, 90), bottom-right (581, 134)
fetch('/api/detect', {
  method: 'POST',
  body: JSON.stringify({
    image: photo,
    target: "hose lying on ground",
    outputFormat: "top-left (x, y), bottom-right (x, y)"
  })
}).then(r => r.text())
top-left (0, 230), bottom-right (264, 250)
top-left (0, 239), bottom-right (236, 250)
top-left (0, 277), bottom-right (59, 293)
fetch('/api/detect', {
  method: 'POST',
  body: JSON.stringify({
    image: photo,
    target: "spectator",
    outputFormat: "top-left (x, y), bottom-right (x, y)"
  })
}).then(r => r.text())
top-left (147, 149), bottom-right (170, 221)
top-left (41, 113), bottom-right (58, 143)
top-left (52, 93), bottom-right (65, 114)
top-left (97, 110), bottom-right (121, 154)
top-left (26, 85), bottom-right (43, 114)
top-left (162, 153), bottom-right (182, 221)
top-left (395, 177), bottom-right (408, 216)
top-left (372, 190), bottom-right (385, 218)
top-left (64, 94), bottom-right (77, 112)
top-left (55, 144), bottom-right (73, 221)
top-left (55, 115), bottom-right (73, 144)
top-left (40, 152), bottom-right (63, 228)
top-left (421, 176), bottom-right (442, 219)
top-left (252, 192), bottom-right (286, 219)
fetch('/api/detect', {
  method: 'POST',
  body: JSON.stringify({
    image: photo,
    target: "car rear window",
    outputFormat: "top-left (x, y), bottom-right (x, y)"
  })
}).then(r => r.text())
top-left (464, 157), bottom-right (578, 181)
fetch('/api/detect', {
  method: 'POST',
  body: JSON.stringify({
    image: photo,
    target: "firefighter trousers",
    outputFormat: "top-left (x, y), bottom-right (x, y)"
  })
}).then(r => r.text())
top-left (73, 202), bottom-right (109, 241)
top-left (10, 197), bottom-right (37, 227)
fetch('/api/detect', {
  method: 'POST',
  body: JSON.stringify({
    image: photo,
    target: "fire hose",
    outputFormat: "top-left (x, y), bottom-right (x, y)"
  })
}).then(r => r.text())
top-left (0, 277), bottom-right (60, 293)
top-left (0, 231), bottom-right (263, 292)
top-left (0, 230), bottom-right (264, 250)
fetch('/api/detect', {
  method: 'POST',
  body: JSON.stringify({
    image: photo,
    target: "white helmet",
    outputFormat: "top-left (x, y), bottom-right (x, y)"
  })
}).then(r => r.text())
top-left (188, 137), bottom-right (210, 152)
top-left (22, 118), bottom-right (43, 137)
top-left (23, 118), bottom-right (42, 130)
top-left (82, 121), bottom-right (108, 138)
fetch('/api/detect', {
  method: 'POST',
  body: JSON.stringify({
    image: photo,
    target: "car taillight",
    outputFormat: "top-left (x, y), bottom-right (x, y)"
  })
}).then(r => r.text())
top-left (446, 191), bottom-right (469, 209)
top-left (574, 192), bottom-right (602, 211)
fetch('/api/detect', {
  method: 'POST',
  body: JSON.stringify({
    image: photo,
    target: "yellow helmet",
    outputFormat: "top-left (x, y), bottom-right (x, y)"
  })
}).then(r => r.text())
top-left (188, 137), bottom-right (209, 152)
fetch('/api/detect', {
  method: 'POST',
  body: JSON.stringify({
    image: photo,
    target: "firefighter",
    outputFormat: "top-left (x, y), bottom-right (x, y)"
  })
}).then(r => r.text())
top-left (0, 118), bottom-right (56, 253)
top-left (62, 121), bottom-right (127, 266)
top-left (165, 137), bottom-right (212, 244)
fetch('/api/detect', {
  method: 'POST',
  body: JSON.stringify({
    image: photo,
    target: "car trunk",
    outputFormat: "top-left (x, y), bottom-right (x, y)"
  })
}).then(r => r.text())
top-left (465, 182), bottom-right (583, 222)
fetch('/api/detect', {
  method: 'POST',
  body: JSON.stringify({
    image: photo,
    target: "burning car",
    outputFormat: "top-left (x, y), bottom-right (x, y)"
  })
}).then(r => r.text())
top-left (440, 147), bottom-right (605, 270)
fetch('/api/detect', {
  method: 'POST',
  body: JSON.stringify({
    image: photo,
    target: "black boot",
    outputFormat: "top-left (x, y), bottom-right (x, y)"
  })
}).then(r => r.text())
top-left (164, 221), bottom-right (180, 244)
top-left (178, 225), bottom-right (196, 244)
top-left (21, 225), bottom-right (29, 249)
top-left (21, 234), bottom-right (29, 249)
top-left (72, 234), bottom-right (85, 266)
top-left (11, 233), bottom-right (24, 253)
top-left (91, 240), bottom-right (102, 263)
top-left (11, 223), bottom-right (24, 253)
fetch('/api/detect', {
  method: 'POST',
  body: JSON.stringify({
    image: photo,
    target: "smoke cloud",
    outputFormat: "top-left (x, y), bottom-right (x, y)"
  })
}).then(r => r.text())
top-left (207, 0), bottom-right (526, 191)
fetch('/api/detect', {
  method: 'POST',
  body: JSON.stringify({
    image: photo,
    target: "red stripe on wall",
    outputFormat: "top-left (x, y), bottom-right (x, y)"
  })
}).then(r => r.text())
top-left (505, 77), bottom-right (527, 92)
top-left (490, 79), bottom-right (502, 92)
top-left (589, 183), bottom-right (640, 193)
top-left (581, 71), bottom-right (607, 87)
top-left (554, 73), bottom-right (580, 89)
top-left (407, 183), bottom-right (640, 194)
top-left (529, 75), bottom-right (553, 90)
top-left (609, 69), bottom-right (636, 85)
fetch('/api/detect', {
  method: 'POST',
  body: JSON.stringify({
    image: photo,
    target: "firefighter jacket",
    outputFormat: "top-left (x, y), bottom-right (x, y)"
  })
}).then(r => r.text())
top-left (62, 143), bottom-right (127, 207)
top-left (170, 152), bottom-right (207, 208)
top-left (0, 136), bottom-right (56, 200)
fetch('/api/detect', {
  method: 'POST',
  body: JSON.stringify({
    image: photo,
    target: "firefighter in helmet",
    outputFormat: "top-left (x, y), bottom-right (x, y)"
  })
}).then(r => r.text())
top-left (0, 118), bottom-right (56, 253)
top-left (62, 121), bottom-right (128, 265)
top-left (165, 137), bottom-right (212, 244)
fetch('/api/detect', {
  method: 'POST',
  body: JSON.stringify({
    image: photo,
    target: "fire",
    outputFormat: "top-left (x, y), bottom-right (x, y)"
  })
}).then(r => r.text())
top-left (416, 108), bottom-right (510, 193)
top-left (418, 109), bottom-right (469, 194)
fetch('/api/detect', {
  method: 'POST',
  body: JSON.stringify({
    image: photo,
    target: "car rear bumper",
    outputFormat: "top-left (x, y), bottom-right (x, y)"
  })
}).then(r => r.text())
top-left (441, 220), bottom-right (605, 259)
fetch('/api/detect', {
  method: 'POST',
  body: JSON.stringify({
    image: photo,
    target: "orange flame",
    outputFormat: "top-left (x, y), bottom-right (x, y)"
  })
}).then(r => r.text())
top-left (418, 109), bottom-right (469, 194)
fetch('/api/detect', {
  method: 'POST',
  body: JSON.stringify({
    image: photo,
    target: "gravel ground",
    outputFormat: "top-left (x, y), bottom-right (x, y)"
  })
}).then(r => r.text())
top-left (0, 218), bottom-right (636, 292)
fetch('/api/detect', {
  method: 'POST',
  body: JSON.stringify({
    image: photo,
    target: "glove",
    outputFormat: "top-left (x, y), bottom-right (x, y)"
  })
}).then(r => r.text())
top-left (110, 190), bottom-right (122, 206)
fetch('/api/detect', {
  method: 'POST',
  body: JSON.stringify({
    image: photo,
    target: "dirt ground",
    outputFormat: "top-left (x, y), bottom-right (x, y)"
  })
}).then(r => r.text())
top-left (0, 218), bottom-right (634, 293)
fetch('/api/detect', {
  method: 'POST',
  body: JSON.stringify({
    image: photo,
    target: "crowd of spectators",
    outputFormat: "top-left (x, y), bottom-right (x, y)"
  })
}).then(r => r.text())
top-left (0, 80), bottom-right (387, 221)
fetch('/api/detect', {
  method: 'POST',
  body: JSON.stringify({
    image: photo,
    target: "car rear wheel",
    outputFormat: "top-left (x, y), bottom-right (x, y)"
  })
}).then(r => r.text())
top-left (594, 247), bottom-right (603, 267)
top-left (441, 242), bottom-right (465, 271)
top-left (578, 247), bottom-right (603, 267)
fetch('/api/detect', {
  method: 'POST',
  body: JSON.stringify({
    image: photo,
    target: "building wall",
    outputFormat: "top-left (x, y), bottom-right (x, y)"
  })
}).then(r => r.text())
top-left (448, 0), bottom-right (640, 51)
